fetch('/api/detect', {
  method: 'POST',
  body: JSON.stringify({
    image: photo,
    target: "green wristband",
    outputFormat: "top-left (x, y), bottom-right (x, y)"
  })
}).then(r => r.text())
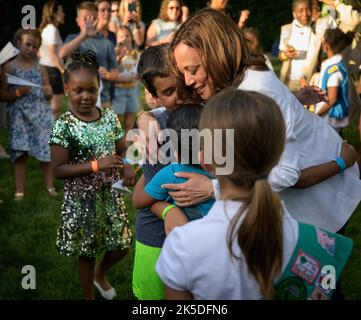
top-left (162, 204), bottom-right (176, 220)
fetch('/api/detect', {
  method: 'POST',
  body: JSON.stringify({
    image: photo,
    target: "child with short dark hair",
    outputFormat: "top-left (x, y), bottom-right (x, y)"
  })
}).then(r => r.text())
top-left (133, 104), bottom-right (215, 227)
top-left (131, 44), bottom-right (181, 300)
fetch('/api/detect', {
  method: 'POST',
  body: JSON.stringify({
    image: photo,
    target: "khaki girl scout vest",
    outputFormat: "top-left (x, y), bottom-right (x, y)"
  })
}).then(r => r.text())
top-left (279, 17), bottom-right (332, 86)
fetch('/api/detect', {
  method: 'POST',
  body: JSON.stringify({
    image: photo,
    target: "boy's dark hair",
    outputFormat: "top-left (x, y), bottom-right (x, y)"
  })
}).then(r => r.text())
top-left (324, 28), bottom-right (355, 54)
top-left (137, 44), bottom-right (171, 97)
top-left (167, 104), bottom-right (203, 165)
top-left (64, 50), bottom-right (100, 84)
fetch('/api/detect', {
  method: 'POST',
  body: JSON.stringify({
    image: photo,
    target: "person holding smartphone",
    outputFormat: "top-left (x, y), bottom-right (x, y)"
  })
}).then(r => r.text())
top-left (118, 0), bottom-right (145, 49)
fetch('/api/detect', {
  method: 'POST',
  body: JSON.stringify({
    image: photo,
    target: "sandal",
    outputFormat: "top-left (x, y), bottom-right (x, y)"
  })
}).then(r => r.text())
top-left (47, 187), bottom-right (58, 197)
top-left (14, 193), bottom-right (24, 201)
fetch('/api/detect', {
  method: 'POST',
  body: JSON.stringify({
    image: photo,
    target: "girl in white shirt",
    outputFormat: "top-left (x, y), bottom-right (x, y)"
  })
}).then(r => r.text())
top-left (156, 89), bottom-right (353, 300)
top-left (39, 0), bottom-right (65, 118)
top-left (315, 28), bottom-right (355, 132)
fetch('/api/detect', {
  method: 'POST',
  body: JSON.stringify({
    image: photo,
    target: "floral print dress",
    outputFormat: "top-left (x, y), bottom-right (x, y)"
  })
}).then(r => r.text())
top-left (7, 62), bottom-right (52, 162)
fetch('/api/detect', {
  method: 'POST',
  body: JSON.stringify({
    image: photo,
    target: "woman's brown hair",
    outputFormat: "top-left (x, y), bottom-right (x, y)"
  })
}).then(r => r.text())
top-left (199, 88), bottom-right (285, 299)
top-left (170, 8), bottom-right (268, 101)
top-left (159, 0), bottom-right (183, 22)
top-left (39, 0), bottom-right (62, 31)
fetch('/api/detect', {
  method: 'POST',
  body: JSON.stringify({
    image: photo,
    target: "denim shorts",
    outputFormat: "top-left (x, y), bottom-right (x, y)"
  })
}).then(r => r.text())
top-left (112, 86), bottom-right (140, 115)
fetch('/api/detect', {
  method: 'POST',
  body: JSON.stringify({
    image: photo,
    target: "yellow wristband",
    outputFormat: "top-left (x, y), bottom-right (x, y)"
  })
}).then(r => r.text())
top-left (162, 204), bottom-right (176, 220)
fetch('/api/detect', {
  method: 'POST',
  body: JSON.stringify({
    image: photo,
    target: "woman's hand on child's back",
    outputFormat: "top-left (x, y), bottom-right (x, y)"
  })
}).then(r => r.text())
top-left (98, 155), bottom-right (123, 171)
top-left (164, 207), bottom-right (189, 236)
top-left (123, 164), bottom-right (136, 186)
top-left (164, 172), bottom-right (214, 207)
top-left (341, 142), bottom-right (357, 168)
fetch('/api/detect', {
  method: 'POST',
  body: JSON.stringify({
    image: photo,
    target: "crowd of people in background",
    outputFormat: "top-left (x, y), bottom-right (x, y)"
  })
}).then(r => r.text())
top-left (1, 0), bottom-right (361, 301)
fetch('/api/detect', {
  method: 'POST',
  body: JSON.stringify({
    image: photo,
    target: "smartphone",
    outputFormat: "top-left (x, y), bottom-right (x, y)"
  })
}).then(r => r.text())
top-left (128, 2), bottom-right (137, 13)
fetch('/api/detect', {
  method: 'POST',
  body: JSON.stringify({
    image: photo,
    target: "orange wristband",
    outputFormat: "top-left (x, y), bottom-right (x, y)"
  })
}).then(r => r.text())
top-left (91, 160), bottom-right (99, 173)
top-left (15, 89), bottom-right (22, 97)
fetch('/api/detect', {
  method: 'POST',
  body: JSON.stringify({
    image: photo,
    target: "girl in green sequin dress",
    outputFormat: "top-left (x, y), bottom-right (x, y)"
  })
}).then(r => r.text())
top-left (50, 51), bottom-right (136, 300)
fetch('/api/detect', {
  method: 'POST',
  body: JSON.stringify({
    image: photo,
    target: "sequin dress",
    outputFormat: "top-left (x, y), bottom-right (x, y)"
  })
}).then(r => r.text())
top-left (7, 62), bottom-right (52, 162)
top-left (50, 108), bottom-right (132, 257)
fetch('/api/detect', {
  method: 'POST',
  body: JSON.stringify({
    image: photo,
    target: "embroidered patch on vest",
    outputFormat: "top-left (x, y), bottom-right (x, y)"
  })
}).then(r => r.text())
top-left (275, 277), bottom-right (307, 300)
top-left (291, 250), bottom-right (320, 284)
top-left (316, 229), bottom-right (335, 256)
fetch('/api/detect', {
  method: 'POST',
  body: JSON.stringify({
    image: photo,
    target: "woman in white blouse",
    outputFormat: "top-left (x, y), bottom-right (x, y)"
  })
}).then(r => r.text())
top-left (39, 0), bottom-right (65, 118)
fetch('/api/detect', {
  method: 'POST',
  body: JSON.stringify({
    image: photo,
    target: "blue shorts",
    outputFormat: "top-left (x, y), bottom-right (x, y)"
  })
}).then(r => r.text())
top-left (112, 86), bottom-right (139, 115)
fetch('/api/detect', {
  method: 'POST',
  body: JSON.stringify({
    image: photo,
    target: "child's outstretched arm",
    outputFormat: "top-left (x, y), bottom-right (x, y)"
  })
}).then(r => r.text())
top-left (51, 145), bottom-right (123, 179)
top-left (294, 142), bottom-right (357, 188)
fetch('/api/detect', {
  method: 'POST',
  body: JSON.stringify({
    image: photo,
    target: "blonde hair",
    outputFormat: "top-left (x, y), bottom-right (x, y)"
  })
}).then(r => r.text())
top-left (170, 8), bottom-right (268, 101)
top-left (118, 0), bottom-right (142, 22)
top-left (199, 89), bottom-right (285, 299)
top-left (76, 1), bottom-right (97, 15)
top-left (159, 0), bottom-right (183, 22)
top-left (14, 28), bottom-right (42, 48)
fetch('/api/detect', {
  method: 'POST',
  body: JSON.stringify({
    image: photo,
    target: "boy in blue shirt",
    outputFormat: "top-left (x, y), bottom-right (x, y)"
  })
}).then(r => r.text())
top-left (134, 105), bottom-right (215, 222)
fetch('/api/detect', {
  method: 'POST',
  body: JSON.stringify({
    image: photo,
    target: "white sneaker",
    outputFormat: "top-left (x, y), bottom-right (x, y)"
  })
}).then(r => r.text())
top-left (94, 280), bottom-right (117, 300)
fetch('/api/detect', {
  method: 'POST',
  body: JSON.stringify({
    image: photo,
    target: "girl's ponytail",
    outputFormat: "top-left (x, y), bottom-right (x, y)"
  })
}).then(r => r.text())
top-left (235, 178), bottom-right (283, 299)
top-left (201, 89), bottom-right (286, 300)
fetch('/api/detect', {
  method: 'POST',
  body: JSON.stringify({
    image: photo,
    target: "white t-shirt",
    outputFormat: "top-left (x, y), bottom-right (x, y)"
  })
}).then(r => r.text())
top-left (156, 200), bottom-right (298, 300)
top-left (238, 69), bottom-right (361, 232)
top-left (39, 24), bottom-right (63, 67)
top-left (279, 20), bottom-right (311, 81)
top-left (315, 54), bottom-right (349, 129)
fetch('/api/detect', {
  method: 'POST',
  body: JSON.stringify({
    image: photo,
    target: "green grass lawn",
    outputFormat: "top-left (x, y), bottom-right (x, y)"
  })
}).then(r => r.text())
top-left (1, 83), bottom-right (361, 299)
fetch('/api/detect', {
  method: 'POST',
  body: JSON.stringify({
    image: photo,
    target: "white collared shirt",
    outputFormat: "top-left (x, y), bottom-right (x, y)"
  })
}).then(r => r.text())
top-left (279, 19), bottom-right (312, 80)
top-left (156, 200), bottom-right (298, 300)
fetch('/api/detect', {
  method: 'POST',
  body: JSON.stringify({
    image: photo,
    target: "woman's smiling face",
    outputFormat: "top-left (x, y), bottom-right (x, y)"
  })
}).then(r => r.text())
top-left (173, 42), bottom-right (214, 101)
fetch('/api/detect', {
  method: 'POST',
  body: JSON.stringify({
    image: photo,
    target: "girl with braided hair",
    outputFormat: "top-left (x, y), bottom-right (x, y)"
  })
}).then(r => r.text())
top-left (50, 50), bottom-right (135, 300)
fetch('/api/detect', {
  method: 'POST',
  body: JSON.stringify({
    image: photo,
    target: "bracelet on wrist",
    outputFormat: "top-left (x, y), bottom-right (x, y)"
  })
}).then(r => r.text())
top-left (91, 160), bottom-right (99, 173)
top-left (334, 156), bottom-right (347, 172)
top-left (15, 89), bottom-right (22, 98)
top-left (162, 204), bottom-right (176, 220)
